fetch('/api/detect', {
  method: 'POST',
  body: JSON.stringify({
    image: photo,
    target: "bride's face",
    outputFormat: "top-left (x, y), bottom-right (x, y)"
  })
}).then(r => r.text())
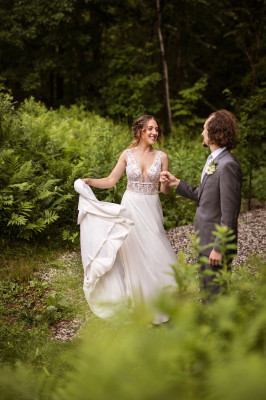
top-left (141, 119), bottom-right (159, 145)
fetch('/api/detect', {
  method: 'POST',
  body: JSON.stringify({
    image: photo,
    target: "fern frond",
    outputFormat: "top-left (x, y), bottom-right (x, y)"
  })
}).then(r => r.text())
top-left (19, 201), bottom-right (34, 216)
top-left (41, 210), bottom-right (59, 225)
top-left (37, 189), bottom-right (55, 200)
top-left (44, 209), bottom-right (59, 224)
top-left (0, 149), bottom-right (14, 158)
top-left (11, 160), bottom-right (35, 183)
top-left (0, 152), bottom-right (21, 186)
top-left (38, 179), bottom-right (61, 192)
top-left (0, 194), bottom-right (14, 206)
top-left (25, 222), bottom-right (46, 233)
top-left (7, 213), bottom-right (27, 226)
top-left (2, 199), bottom-right (14, 206)
top-left (2, 153), bottom-right (21, 175)
top-left (9, 182), bottom-right (35, 191)
top-left (51, 193), bottom-right (73, 208)
top-left (66, 161), bottom-right (86, 185)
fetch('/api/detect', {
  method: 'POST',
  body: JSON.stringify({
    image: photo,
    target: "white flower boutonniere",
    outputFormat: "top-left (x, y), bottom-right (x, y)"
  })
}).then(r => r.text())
top-left (206, 160), bottom-right (217, 175)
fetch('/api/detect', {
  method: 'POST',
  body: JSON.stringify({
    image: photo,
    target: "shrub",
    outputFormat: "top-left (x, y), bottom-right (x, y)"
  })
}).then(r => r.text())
top-left (0, 95), bottom-right (130, 241)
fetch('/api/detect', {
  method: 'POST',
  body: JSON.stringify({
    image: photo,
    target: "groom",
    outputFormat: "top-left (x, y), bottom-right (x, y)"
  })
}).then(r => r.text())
top-left (160, 110), bottom-right (242, 299)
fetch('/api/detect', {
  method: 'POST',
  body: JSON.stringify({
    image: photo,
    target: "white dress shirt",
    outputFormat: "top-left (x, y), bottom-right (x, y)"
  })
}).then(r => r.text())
top-left (201, 147), bottom-right (226, 182)
top-left (211, 147), bottom-right (226, 161)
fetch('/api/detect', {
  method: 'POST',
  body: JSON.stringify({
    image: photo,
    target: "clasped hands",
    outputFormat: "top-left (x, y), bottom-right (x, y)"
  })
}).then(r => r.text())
top-left (160, 171), bottom-right (180, 187)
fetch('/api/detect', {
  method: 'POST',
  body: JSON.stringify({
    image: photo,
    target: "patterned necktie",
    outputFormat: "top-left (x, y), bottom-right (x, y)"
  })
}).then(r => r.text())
top-left (201, 154), bottom-right (213, 182)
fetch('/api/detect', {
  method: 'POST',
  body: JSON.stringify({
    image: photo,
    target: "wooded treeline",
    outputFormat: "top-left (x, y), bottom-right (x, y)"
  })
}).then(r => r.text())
top-left (0, 0), bottom-right (265, 127)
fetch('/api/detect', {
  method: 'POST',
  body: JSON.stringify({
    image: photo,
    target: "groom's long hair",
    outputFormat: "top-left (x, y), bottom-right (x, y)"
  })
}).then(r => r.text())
top-left (207, 110), bottom-right (238, 150)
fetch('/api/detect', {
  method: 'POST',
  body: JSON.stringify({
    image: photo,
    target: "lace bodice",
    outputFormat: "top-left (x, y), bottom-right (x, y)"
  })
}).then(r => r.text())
top-left (126, 149), bottom-right (162, 195)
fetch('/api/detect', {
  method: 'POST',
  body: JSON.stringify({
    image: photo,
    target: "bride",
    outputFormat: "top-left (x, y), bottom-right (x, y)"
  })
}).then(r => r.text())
top-left (75, 115), bottom-right (177, 323)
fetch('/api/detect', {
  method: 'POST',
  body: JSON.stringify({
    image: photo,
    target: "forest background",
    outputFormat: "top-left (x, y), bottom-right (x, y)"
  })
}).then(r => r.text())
top-left (0, 0), bottom-right (265, 242)
top-left (0, 1), bottom-right (266, 399)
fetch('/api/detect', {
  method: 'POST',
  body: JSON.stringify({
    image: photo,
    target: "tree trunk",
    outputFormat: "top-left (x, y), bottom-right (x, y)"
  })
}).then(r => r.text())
top-left (56, 73), bottom-right (64, 102)
top-left (50, 71), bottom-right (54, 107)
top-left (248, 167), bottom-right (252, 211)
top-left (156, 0), bottom-right (172, 132)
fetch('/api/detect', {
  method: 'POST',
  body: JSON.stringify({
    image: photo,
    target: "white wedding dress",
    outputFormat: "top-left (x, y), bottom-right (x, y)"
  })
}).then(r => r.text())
top-left (74, 149), bottom-right (177, 322)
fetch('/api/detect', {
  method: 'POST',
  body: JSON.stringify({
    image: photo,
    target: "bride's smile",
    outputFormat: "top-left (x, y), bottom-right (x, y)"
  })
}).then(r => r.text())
top-left (141, 119), bottom-right (159, 145)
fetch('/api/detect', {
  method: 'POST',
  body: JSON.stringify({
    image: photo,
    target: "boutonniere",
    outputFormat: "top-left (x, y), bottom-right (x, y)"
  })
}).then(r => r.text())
top-left (206, 160), bottom-right (217, 175)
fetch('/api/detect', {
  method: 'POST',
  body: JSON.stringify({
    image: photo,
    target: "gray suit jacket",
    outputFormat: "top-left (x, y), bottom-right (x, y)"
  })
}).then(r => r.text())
top-left (176, 149), bottom-right (242, 256)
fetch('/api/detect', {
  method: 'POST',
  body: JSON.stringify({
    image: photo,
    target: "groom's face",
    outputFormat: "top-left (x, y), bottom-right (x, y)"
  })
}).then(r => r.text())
top-left (201, 116), bottom-right (212, 148)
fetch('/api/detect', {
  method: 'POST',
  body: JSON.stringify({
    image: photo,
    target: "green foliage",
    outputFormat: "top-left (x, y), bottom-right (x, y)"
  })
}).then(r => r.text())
top-left (237, 85), bottom-right (266, 202)
top-left (1, 233), bottom-right (266, 399)
top-left (0, 148), bottom-right (68, 239)
top-left (224, 85), bottom-right (266, 204)
top-left (0, 95), bottom-right (130, 241)
top-left (1, 90), bottom-right (265, 241)
top-left (0, 91), bottom-right (211, 239)
top-left (0, 363), bottom-right (52, 400)
top-left (100, 43), bottom-right (162, 120)
top-left (55, 254), bottom-right (266, 400)
top-left (0, 88), bottom-right (17, 144)
top-left (170, 251), bottom-right (198, 296)
top-left (0, 242), bottom-right (84, 367)
top-left (171, 75), bottom-right (208, 134)
top-left (0, 278), bottom-right (71, 328)
top-left (1, 0), bottom-right (265, 124)
top-left (195, 225), bottom-right (238, 299)
top-left (1, 253), bottom-right (264, 400)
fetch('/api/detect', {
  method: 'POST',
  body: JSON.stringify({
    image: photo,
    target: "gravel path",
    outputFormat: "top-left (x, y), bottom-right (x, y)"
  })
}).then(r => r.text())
top-left (166, 206), bottom-right (266, 268)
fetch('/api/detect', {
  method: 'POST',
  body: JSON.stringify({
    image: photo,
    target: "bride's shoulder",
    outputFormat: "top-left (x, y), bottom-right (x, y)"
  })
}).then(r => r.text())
top-left (118, 149), bottom-right (129, 162)
top-left (159, 150), bottom-right (169, 161)
top-left (123, 147), bottom-right (135, 157)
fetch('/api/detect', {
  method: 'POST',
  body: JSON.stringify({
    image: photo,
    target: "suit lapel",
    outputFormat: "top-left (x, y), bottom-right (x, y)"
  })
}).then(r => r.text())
top-left (198, 174), bottom-right (209, 204)
top-left (197, 149), bottom-right (229, 204)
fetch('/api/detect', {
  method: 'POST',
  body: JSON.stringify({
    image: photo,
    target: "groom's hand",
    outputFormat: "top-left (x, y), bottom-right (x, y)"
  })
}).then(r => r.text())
top-left (160, 171), bottom-right (180, 187)
top-left (209, 249), bottom-right (222, 266)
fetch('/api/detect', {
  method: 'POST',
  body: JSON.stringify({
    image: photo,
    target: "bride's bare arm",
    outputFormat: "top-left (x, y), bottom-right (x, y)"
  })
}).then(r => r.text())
top-left (160, 152), bottom-right (170, 195)
top-left (83, 150), bottom-right (127, 189)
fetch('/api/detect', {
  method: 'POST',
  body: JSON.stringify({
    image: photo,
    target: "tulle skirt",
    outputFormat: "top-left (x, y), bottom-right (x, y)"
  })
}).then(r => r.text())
top-left (120, 190), bottom-right (177, 303)
top-left (74, 180), bottom-right (177, 322)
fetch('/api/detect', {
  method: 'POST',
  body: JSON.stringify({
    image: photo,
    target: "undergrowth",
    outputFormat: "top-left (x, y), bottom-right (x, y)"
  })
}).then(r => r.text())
top-left (0, 240), bottom-right (91, 370)
top-left (0, 233), bottom-right (266, 399)
top-left (1, 91), bottom-right (265, 242)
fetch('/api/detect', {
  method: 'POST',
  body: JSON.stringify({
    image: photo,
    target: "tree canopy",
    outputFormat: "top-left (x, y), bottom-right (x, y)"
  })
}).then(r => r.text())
top-left (0, 0), bottom-right (265, 126)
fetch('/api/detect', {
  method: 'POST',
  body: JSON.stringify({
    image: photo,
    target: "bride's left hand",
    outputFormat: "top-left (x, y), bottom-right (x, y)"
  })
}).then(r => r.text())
top-left (160, 171), bottom-right (169, 185)
top-left (160, 171), bottom-right (180, 187)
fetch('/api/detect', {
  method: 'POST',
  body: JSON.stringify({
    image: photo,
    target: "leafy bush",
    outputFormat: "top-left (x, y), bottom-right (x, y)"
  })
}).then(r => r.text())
top-left (1, 88), bottom-right (265, 241)
top-left (224, 85), bottom-right (266, 206)
top-left (0, 94), bottom-right (130, 241)
top-left (0, 91), bottom-right (205, 240)
top-left (171, 74), bottom-right (207, 134)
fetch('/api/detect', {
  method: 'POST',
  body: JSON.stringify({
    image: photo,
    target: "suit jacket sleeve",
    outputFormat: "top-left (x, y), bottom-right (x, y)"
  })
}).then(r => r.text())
top-left (175, 180), bottom-right (199, 203)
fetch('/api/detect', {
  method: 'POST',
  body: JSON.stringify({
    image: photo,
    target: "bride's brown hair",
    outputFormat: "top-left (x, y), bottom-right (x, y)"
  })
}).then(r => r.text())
top-left (130, 115), bottom-right (164, 148)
